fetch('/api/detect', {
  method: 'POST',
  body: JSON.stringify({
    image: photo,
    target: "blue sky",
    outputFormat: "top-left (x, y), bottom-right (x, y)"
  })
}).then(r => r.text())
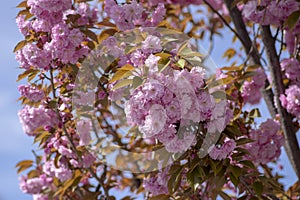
top-left (0, 1), bottom-right (35, 199)
top-left (0, 1), bottom-right (297, 200)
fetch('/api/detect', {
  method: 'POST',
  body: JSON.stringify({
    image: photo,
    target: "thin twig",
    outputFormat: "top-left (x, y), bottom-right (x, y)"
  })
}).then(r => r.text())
top-left (49, 67), bottom-right (111, 199)
top-left (278, 29), bottom-right (284, 59)
top-left (203, 0), bottom-right (243, 44)
top-left (223, 0), bottom-right (277, 118)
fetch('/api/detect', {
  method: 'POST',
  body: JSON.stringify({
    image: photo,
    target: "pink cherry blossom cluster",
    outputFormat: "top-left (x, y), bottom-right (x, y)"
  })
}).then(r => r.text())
top-left (244, 0), bottom-right (300, 59)
top-left (104, 0), bottom-right (166, 31)
top-left (44, 134), bottom-right (96, 168)
top-left (63, 3), bottom-right (98, 26)
top-left (148, 0), bottom-right (202, 5)
top-left (280, 58), bottom-right (300, 118)
top-left (281, 58), bottom-right (300, 85)
top-left (15, 43), bottom-right (52, 70)
top-left (76, 120), bottom-right (92, 146)
top-left (209, 138), bottom-right (236, 160)
top-left (124, 69), bottom-right (202, 153)
top-left (241, 68), bottom-right (267, 105)
top-left (27, 0), bottom-right (72, 27)
top-left (15, 1), bottom-right (98, 69)
top-left (102, 33), bottom-right (233, 153)
top-left (43, 159), bottom-right (73, 182)
top-left (19, 132), bottom-right (96, 196)
top-left (244, 119), bottom-right (283, 165)
top-left (19, 174), bottom-right (53, 194)
top-left (280, 85), bottom-right (300, 118)
top-left (15, 1), bottom-right (100, 198)
top-left (44, 23), bottom-right (89, 65)
top-left (143, 166), bottom-right (169, 196)
top-left (122, 44), bottom-right (232, 154)
top-left (284, 21), bottom-right (300, 55)
top-left (148, 0), bottom-right (229, 17)
top-left (18, 84), bottom-right (45, 102)
top-left (148, 0), bottom-right (223, 8)
top-left (18, 105), bottom-right (58, 136)
top-left (242, 0), bottom-right (299, 26)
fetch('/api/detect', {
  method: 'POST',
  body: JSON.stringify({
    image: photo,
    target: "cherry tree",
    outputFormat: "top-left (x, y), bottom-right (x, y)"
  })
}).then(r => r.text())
top-left (14, 0), bottom-right (300, 199)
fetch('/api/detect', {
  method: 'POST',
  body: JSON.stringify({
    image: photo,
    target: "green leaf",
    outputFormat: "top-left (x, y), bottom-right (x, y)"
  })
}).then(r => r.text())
top-left (188, 157), bottom-right (200, 172)
top-left (179, 47), bottom-right (202, 57)
top-left (168, 164), bottom-right (183, 175)
top-left (167, 173), bottom-right (181, 194)
top-left (177, 41), bottom-right (189, 55)
top-left (155, 52), bottom-right (172, 59)
top-left (230, 173), bottom-right (239, 187)
top-left (249, 108), bottom-right (261, 118)
top-left (112, 79), bottom-right (132, 90)
top-left (211, 90), bottom-right (226, 100)
top-left (186, 169), bottom-right (200, 191)
top-left (230, 165), bottom-right (242, 179)
top-left (210, 159), bottom-right (224, 176)
top-left (168, 166), bottom-right (183, 194)
top-left (185, 56), bottom-right (202, 66)
top-left (177, 59), bottom-right (186, 68)
top-left (132, 76), bottom-right (143, 89)
top-left (71, 176), bottom-right (82, 191)
top-left (236, 138), bottom-right (255, 146)
top-left (253, 181), bottom-right (263, 195)
top-left (225, 125), bottom-right (243, 137)
top-left (239, 160), bottom-right (255, 169)
top-left (219, 191), bottom-right (232, 200)
top-left (237, 196), bottom-right (248, 200)
top-left (285, 10), bottom-right (300, 30)
top-left (109, 69), bottom-right (133, 83)
top-left (196, 166), bottom-right (206, 178)
top-left (158, 59), bottom-right (171, 73)
top-left (48, 100), bottom-right (58, 109)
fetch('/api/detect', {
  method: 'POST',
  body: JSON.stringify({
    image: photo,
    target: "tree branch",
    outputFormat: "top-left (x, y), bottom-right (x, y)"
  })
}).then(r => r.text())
top-left (223, 0), bottom-right (277, 118)
top-left (260, 25), bottom-right (300, 179)
top-left (49, 68), bottom-right (111, 199)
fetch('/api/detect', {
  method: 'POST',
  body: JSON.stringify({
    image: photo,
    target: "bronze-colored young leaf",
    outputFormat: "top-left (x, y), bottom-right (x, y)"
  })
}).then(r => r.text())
top-left (16, 160), bottom-right (33, 174)
top-left (82, 29), bottom-right (99, 43)
top-left (16, 1), bottom-right (28, 8)
top-left (223, 48), bottom-right (236, 61)
top-left (13, 40), bottom-right (27, 53)
top-left (148, 194), bottom-right (170, 200)
top-left (109, 70), bottom-right (132, 84)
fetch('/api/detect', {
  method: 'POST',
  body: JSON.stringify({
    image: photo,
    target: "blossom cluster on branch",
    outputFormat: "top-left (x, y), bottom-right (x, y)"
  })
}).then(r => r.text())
top-left (13, 0), bottom-right (300, 199)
